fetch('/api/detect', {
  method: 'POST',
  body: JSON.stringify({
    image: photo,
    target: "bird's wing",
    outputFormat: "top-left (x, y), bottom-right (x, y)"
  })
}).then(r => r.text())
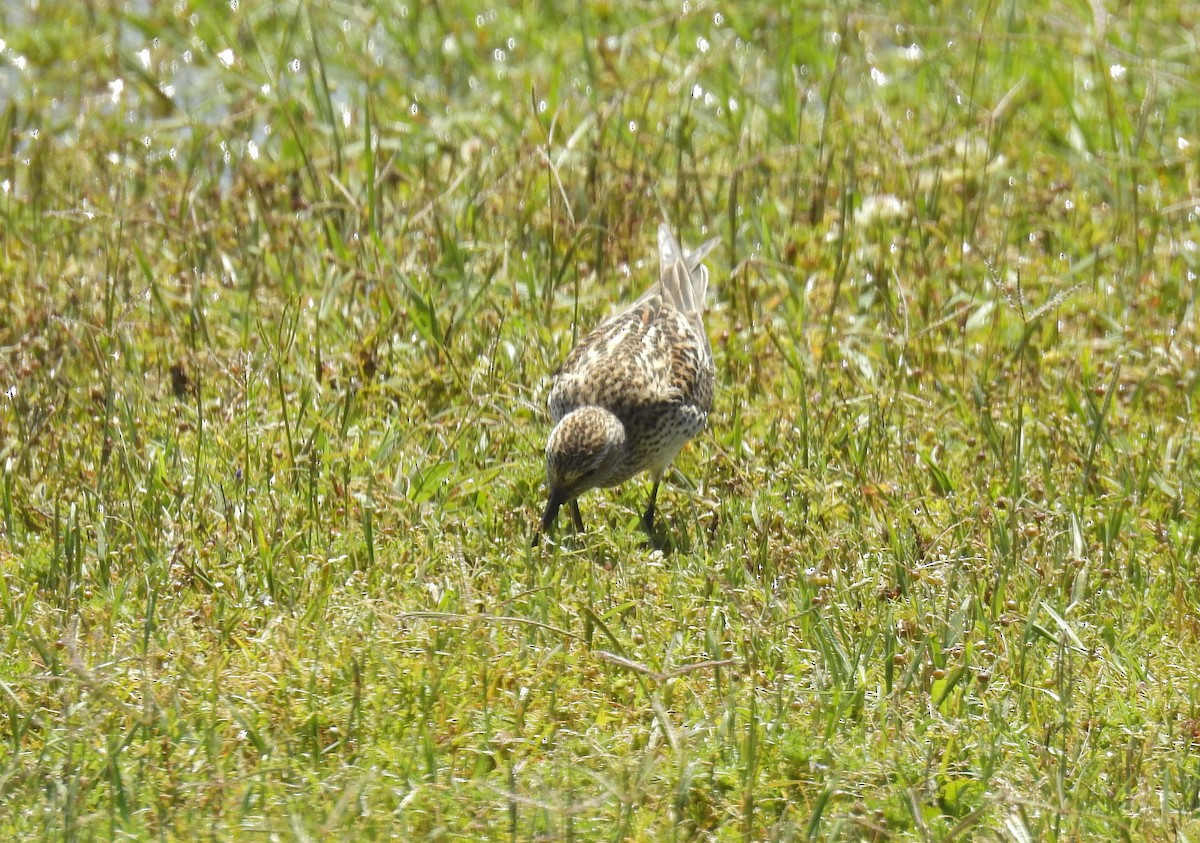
top-left (549, 225), bottom-right (718, 420)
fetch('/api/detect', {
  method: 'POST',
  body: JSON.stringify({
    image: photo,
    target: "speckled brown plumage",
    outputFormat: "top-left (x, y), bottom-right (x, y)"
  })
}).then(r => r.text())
top-left (540, 223), bottom-right (719, 535)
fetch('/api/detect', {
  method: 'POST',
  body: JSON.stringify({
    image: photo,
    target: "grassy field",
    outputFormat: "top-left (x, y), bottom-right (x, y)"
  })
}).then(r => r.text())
top-left (2, 0), bottom-right (1199, 839)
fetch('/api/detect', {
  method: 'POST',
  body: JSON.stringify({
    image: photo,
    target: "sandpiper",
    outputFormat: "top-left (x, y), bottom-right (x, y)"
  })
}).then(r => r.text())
top-left (540, 223), bottom-right (719, 536)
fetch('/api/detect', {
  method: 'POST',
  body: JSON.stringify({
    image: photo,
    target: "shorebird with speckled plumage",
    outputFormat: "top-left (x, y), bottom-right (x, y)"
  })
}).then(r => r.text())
top-left (538, 223), bottom-right (719, 538)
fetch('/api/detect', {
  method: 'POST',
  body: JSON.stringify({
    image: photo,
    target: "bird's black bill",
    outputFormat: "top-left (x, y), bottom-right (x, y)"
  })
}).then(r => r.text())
top-left (541, 491), bottom-right (585, 538)
top-left (541, 492), bottom-right (565, 533)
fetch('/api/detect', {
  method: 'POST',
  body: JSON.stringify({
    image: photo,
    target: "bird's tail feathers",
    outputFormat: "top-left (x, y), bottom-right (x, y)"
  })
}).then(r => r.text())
top-left (657, 223), bottom-right (718, 316)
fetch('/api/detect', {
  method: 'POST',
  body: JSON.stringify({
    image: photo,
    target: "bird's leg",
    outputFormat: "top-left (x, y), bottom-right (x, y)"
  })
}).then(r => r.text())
top-left (570, 500), bottom-right (585, 532)
top-left (641, 476), bottom-right (661, 533)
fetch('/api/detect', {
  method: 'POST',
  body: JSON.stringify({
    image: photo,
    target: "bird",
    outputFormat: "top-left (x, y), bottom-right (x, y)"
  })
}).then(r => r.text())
top-left (539, 223), bottom-right (719, 538)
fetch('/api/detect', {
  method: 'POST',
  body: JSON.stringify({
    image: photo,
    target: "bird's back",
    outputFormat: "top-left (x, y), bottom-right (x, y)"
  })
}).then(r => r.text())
top-left (548, 225), bottom-right (718, 437)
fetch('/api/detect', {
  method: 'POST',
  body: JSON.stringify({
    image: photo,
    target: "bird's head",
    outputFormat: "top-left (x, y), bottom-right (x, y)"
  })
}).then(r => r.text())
top-left (541, 407), bottom-right (627, 531)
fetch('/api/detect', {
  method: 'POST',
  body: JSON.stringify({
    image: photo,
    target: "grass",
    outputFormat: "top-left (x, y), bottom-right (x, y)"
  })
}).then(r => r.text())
top-left (1, 0), bottom-right (1199, 839)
